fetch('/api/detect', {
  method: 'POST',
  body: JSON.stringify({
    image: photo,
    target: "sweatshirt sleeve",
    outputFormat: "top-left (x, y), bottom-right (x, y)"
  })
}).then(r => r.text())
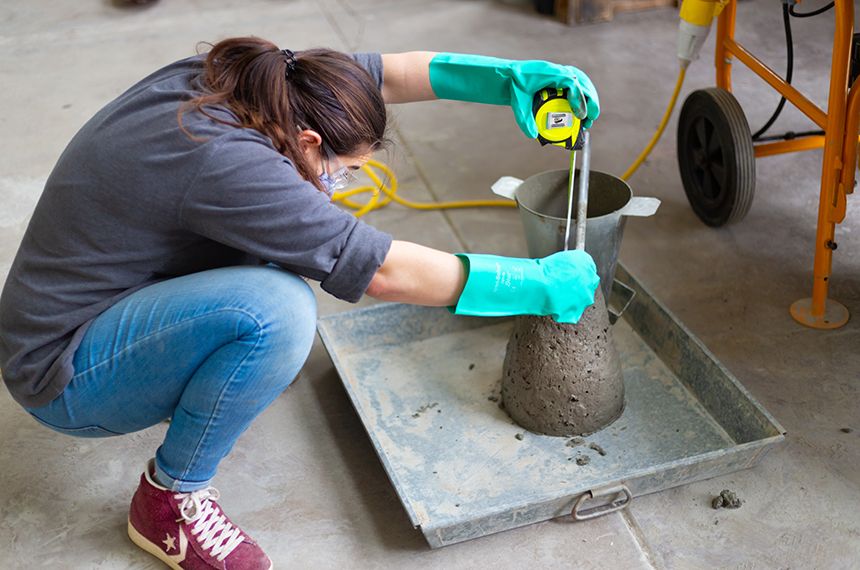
top-left (351, 52), bottom-right (384, 91)
top-left (180, 131), bottom-right (391, 302)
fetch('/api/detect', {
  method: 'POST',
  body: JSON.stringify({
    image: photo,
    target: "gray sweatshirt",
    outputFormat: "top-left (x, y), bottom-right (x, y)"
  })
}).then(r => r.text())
top-left (0, 53), bottom-right (392, 408)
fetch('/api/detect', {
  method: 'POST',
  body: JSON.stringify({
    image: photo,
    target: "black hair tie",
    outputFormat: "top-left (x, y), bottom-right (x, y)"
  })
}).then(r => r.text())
top-left (280, 49), bottom-right (297, 78)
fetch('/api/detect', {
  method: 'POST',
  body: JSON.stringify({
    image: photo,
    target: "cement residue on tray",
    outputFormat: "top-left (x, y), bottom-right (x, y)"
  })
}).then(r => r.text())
top-left (501, 288), bottom-right (625, 437)
top-left (412, 402), bottom-right (438, 418)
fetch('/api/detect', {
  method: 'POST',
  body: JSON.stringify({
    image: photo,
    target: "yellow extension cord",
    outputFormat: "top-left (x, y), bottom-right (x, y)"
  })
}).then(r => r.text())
top-left (333, 67), bottom-right (687, 218)
top-left (332, 158), bottom-right (517, 217)
top-left (620, 66), bottom-right (687, 181)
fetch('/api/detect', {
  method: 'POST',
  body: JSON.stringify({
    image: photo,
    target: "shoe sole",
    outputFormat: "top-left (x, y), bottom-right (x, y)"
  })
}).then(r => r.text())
top-left (128, 518), bottom-right (275, 570)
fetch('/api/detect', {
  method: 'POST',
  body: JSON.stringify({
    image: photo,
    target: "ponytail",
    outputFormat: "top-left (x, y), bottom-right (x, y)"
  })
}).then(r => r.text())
top-left (179, 36), bottom-right (388, 191)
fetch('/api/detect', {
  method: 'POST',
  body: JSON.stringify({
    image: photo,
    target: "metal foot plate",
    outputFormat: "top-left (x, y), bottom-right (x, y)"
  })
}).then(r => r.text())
top-left (790, 297), bottom-right (850, 329)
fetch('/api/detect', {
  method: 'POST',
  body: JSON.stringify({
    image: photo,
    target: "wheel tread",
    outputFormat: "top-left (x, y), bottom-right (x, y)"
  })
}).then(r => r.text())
top-left (677, 87), bottom-right (756, 226)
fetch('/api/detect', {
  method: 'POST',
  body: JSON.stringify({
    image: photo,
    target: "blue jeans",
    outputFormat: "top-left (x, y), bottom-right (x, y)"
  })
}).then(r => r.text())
top-left (26, 265), bottom-right (317, 491)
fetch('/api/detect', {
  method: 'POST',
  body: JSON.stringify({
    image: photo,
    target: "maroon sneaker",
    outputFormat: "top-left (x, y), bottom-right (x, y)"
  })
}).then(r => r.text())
top-left (128, 460), bottom-right (273, 569)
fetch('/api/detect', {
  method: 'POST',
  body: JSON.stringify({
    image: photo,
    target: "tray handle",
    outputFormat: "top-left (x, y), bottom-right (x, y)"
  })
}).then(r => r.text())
top-left (608, 280), bottom-right (636, 325)
top-left (571, 483), bottom-right (632, 521)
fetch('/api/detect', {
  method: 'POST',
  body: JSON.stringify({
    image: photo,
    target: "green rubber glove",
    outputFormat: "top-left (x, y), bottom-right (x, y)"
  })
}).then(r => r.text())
top-left (428, 53), bottom-right (600, 136)
top-left (450, 250), bottom-right (600, 324)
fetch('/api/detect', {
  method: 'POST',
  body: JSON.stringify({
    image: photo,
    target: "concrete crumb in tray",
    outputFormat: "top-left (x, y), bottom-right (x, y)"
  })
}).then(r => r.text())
top-left (711, 489), bottom-right (743, 510)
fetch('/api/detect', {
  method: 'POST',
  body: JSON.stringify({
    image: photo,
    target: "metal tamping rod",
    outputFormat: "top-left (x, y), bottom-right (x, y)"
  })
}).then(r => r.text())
top-left (574, 130), bottom-right (591, 251)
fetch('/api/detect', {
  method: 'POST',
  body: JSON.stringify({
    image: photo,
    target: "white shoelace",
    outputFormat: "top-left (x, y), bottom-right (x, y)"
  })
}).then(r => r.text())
top-left (175, 487), bottom-right (245, 561)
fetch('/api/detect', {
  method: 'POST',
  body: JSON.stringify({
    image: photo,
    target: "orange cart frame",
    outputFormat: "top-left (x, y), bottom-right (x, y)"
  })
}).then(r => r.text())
top-left (714, 0), bottom-right (857, 329)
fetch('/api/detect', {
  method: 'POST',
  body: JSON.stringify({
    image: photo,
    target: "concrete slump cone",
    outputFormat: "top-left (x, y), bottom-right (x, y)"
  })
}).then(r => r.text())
top-left (501, 287), bottom-right (624, 436)
top-left (496, 168), bottom-right (652, 437)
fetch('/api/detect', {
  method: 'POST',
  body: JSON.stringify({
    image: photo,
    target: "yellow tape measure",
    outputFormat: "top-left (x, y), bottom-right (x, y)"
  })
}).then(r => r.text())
top-left (532, 87), bottom-right (584, 151)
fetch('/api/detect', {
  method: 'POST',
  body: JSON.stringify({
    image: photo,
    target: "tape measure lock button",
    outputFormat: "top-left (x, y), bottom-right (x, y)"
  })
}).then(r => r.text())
top-left (547, 112), bottom-right (573, 130)
top-left (532, 87), bottom-right (583, 151)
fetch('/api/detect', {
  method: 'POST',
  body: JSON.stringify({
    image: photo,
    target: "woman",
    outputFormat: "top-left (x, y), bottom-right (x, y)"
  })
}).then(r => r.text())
top-left (0, 37), bottom-right (600, 569)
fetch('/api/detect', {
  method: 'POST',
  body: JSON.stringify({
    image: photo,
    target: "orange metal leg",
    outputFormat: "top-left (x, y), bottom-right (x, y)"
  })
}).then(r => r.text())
top-left (714, 0), bottom-right (736, 91)
top-left (839, 76), bottom-right (860, 197)
top-left (790, 0), bottom-right (854, 329)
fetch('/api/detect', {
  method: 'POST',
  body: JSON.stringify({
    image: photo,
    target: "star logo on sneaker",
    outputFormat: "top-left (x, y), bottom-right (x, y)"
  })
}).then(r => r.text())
top-left (165, 526), bottom-right (188, 563)
top-left (163, 533), bottom-right (176, 552)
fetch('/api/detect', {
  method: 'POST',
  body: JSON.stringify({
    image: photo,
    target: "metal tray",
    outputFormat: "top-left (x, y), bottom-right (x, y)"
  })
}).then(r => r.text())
top-left (317, 264), bottom-right (785, 548)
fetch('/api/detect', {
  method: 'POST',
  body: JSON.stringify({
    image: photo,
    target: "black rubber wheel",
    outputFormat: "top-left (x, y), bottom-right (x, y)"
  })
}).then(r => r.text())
top-left (677, 88), bottom-right (755, 226)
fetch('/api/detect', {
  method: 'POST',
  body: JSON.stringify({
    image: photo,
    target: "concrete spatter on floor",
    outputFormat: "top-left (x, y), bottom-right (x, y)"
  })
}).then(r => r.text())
top-left (0, 1), bottom-right (856, 568)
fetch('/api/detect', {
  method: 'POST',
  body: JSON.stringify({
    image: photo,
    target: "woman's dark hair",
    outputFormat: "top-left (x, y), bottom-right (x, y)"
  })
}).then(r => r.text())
top-left (179, 36), bottom-right (388, 192)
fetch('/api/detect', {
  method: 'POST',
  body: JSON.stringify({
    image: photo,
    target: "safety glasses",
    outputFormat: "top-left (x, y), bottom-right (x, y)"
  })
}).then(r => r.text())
top-left (321, 145), bottom-right (358, 192)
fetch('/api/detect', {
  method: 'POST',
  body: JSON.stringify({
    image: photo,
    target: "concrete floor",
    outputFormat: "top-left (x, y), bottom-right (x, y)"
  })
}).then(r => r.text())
top-left (1, 0), bottom-right (858, 568)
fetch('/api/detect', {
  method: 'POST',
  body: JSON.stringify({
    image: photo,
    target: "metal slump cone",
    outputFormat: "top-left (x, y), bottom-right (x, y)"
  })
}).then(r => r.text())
top-left (501, 287), bottom-right (625, 437)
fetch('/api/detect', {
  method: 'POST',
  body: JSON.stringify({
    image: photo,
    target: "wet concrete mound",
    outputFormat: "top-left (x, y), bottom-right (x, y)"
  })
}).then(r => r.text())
top-left (501, 288), bottom-right (624, 437)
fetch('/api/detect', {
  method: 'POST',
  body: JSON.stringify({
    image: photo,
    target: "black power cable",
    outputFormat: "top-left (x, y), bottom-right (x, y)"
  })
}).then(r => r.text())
top-left (751, 1), bottom-right (827, 142)
top-left (789, 1), bottom-right (835, 18)
top-left (751, 3), bottom-right (793, 140)
top-left (753, 129), bottom-right (827, 143)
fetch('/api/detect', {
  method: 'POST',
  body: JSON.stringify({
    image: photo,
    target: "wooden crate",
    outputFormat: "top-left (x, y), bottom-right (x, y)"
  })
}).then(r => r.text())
top-left (555, 0), bottom-right (678, 24)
